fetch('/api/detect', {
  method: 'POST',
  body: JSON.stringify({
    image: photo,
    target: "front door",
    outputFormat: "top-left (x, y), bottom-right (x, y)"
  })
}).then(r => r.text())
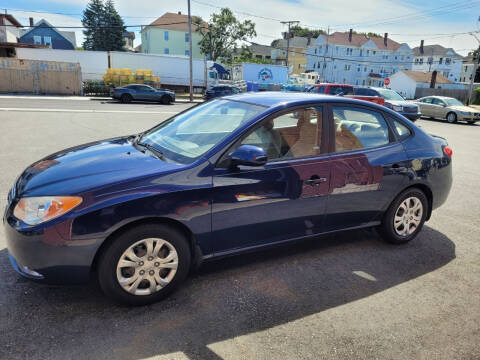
top-left (431, 97), bottom-right (447, 118)
top-left (210, 106), bottom-right (330, 254)
top-left (323, 104), bottom-right (409, 231)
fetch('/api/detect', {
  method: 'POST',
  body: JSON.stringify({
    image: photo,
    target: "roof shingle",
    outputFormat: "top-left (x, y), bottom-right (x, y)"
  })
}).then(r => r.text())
top-left (400, 70), bottom-right (452, 84)
top-left (147, 12), bottom-right (207, 32)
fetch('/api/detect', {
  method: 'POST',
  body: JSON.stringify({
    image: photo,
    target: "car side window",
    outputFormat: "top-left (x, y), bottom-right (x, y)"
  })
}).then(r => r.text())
top-left (422, 98), bottom-right (433, 104)
top-left (237, 107), bottom-right (323, 161)
top-left (333, 106), bottom-right (390, 152)
top-left (391, 119), bottom-right (411, 140)
top-left (432, 98), bottom-right (445, 106)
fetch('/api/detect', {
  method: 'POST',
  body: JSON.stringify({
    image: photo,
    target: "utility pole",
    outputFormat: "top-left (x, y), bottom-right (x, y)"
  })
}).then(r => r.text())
top-left (468, 31), bottom-right (480, 105)
top-left (322, 26), bottom-right (330, 82)
top-left (187, 0), bottom-right (193, 102)
top-left (281, 21), bottom-right (299, 69)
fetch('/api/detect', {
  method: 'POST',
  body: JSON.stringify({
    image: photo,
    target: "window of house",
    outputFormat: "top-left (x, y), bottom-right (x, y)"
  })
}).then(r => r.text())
top-left (362, 80), bottom-right (365, 85)
top-left (185, 50), bottom-right (190, 56)
top-left (333, 107), bottom-right (390, 152)
top-left (439, 58), bottom-right (443, 64)
top-left (419, 58), bottom-right (423, 64)
top-left (164, 31), bottom-right (169, 41)
top-left (445, 58), bottom-right (451, 65)
top-left (164, 48), bottom-right (169, 54)
top-left (373, 51), bottom-right (376, 55)
top-left (238, 107), bottom-right (323, 161)
top-left (367, 50), bottom-right (370, 56)
top-left (33, 35), bottom-right (41, 45)
top-left (360, 50), bottom-right (363, 56)
top-left (43, 36), bottom-right (52, 47)
top-left (185, 33), bottom-right (189, 42)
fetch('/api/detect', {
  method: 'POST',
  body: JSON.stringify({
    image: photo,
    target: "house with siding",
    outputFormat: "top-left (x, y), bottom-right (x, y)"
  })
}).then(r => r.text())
top-left (412, 44), bottom-right (463, 83)
top-left (0, 14), bottom-right (22, 43)
top-left (306, 30), bottom-right (413, 86)
top-left (389, 70), bottom-right (460, 99)
top-left (141, 12), bottom-right (206, 58)
top-left (19, 18), bottom-right (76, 50)
top-left (271, 37), bottom-right (311, 74)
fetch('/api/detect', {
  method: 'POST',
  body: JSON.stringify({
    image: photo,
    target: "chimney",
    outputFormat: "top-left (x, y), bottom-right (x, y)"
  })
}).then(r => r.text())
top-left (348, 29), bottom-right (353, 42)
top-left (178, 11), bottom-right (181, 15)
top-left (420, 40), bottom-right (424, 54)
top-left (29, 17), bottom-right (34, 27)
top-left (307, 34), bottom-right (312, 46)
top-left (384, 33), bottom-right (388, 46)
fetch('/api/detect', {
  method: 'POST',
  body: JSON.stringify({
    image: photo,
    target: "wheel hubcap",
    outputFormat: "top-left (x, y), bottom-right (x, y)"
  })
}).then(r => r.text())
top-left (393, 197), bottom-right (423, 237)
top-left (116, 238), bottom-right (178, 296)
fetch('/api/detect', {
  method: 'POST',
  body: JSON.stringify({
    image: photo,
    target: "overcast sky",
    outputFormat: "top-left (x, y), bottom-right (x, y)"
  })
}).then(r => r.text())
top-left (3, 0), bottom-right (480, 56)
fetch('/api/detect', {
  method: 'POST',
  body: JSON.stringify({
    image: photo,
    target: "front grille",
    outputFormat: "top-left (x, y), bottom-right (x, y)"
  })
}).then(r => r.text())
top-left (403, 105), bottom-right (418, 113)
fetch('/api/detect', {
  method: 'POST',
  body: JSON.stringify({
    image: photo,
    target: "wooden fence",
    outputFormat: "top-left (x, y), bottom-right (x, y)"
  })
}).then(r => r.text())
top-left (0, 58), bottom-right (82, 95)
top-left (414, 87), bottom-right (469, 102)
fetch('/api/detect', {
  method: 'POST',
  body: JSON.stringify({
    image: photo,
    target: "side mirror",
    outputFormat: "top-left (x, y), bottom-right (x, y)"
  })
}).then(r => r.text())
top-left (228, 145), bottom-right (267, 167)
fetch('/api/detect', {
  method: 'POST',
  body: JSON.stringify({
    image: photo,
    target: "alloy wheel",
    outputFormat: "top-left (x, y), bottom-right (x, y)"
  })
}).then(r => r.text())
top-left (393, 197), bottom-right (423, 237)
top-left (116, 238), bottom-right (178, 296)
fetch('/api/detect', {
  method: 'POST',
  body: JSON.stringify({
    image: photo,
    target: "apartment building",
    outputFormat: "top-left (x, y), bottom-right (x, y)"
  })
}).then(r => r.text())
top-left (271, 37), bottom-right (310, 75)
top-left (306, 30), bottom-right (413, 86)
top-left (412, 44), bottom-right (463, 82)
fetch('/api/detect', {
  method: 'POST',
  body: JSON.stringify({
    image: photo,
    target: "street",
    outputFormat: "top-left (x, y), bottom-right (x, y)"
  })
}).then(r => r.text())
top-left (0, 98), bottom-right (479, 360)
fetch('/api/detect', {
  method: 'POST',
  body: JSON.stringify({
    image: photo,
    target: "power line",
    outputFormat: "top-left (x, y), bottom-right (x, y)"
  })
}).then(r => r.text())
top-left (3, 7), bottom-right (158, 19)
top-left (190, 0), bottom-right (284, 22)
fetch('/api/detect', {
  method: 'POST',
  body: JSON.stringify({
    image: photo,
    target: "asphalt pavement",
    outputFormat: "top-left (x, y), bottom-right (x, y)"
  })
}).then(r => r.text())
top-left (0, 98), bottom-right (479, 360)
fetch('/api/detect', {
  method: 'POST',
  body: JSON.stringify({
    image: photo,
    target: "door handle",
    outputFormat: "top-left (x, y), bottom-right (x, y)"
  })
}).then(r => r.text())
top-left (305, 176), bottom-right (327, 186)
top-left (390, 164), bottom-right (408, 174)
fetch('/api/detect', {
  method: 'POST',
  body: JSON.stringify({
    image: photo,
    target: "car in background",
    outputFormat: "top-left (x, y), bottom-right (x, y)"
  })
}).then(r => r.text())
top-left (4, 92), bottom-right (452, 305)
top-left (414, 96), bottom-right (480, 124)
top-left (204, 85), bottom-right (241, 100)
top-left (354, 87), bottom-right (421, 122)
top-left (112, 84), bottom-right (175, 105)
top-left (307, 83), bottom-right (385, 106)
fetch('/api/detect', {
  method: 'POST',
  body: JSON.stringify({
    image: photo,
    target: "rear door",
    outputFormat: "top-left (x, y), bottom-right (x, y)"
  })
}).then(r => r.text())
top-left (210, 105), bottom-right (330, 254)
top-left (323, 104), bottom-right (409, 231)
top-left (417, 97), bottom-right (434, 117)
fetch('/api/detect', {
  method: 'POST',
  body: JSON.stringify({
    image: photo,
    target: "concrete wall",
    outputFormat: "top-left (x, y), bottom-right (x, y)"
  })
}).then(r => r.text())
top-left (16, 48), bottom-right (108, 80)
top-left (0, 57), bottom-right (82, 95)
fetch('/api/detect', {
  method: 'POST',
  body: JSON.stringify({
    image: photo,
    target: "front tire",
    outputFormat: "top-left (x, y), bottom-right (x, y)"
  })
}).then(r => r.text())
top-left (120, 94), bottom-right (132, 103)
top-left (379, 188), bottom-right (428, 244)
top-left (446, 112), bottom-right (457, 123)
top-left (97, 223), bottom-right (191, 305)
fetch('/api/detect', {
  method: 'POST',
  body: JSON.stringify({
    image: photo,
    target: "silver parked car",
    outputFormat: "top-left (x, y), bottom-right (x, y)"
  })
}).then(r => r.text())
top-left (414, 96), bottom-right (480, 124)
top-left (112, 84), bottom-right (175, 105)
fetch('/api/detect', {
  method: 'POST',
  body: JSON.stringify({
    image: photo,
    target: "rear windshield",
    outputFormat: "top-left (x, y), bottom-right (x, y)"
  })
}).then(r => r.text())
top-left (328, 86), bottom-right (354, 95)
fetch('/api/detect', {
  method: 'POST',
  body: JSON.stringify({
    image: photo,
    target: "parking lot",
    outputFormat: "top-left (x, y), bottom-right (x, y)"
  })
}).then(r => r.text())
top-left (0, 98), bottom-right (479, 360)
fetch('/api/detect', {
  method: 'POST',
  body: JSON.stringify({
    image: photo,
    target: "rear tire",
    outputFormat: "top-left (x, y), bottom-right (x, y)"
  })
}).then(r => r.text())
top-left (97, 223), bottom-right (191, 306)
top-left (161, 95), bottom-right (172, 105)
top-left (446, 112), bottom-right (457, 123)
top-left (120, 94), bottom-right (132, 103)
top-left (379, 188), bottom-right (428, 244)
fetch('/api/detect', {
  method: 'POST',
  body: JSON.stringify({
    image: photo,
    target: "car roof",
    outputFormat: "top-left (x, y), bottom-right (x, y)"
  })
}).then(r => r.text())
top-left (223, 91), bottom-right (375, 108)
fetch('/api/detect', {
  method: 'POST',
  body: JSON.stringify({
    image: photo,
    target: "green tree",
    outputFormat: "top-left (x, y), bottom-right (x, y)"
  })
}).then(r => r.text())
top-left (194, 8), bottom-right (256, 62)
top-left (82, 0), bottom-right (125, 51)
top-left (290, 25), bottom-right (325, 39)
top-left (102, 0), bottom-right (125, 51)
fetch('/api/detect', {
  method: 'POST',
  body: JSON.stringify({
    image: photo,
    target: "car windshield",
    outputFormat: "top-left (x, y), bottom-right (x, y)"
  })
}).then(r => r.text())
top-left (376, 89), bottom-right (404, 101)
top-left (138, 99), bottom-right (265, 164)
top-left (444, 98), bottom-right (463, 106)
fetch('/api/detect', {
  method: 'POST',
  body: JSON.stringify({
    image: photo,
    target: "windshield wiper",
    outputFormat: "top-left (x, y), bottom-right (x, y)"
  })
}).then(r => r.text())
top-left (136, 141), bottom-right (167, 161)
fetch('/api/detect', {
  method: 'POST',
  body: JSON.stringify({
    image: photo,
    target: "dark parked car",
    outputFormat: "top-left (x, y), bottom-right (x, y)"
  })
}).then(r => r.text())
top-left (112, 84), bottom-right (175, 104)
top-left (204, 85), bottom-right (240, 100)
top-left (354, 86), bottom-right (421, 121)
top-left (4, 92), bottom-right (452, 305)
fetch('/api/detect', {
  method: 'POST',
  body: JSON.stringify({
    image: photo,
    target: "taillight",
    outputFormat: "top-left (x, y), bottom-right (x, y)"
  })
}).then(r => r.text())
top-left (443, 146), bottom-right (453, 158)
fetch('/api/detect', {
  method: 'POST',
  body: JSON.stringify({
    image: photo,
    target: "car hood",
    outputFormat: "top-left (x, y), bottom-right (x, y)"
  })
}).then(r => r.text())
top-left (14, 137), bottom-right (183, 197)
top-left (385, 100), bottom-right (415, 106)
top-left (449, 105), bottom-right (479, 113)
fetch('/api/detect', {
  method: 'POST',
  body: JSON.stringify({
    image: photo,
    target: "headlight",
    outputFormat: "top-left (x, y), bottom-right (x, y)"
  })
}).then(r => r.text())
top-left (13, 196), bottom-right (82, 225)
top-left (392, 105), bottom-right (403, 112)
top-left (460, 111), bottom-right (471, 115)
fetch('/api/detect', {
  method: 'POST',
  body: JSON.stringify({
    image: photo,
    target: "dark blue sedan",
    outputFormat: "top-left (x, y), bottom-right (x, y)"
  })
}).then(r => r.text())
top-left (4, 92), bottom-right (452, 305)
top-left (112, 84), bottom-right (175, 104)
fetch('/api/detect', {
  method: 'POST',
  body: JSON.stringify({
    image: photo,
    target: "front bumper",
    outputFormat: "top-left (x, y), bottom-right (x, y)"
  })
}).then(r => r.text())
top-left (4, 213), bottom-right (100, 284)
top-left (400, 112), bottom-right (422, 121)
top-left (457, 113), bottom-right (480, 122)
